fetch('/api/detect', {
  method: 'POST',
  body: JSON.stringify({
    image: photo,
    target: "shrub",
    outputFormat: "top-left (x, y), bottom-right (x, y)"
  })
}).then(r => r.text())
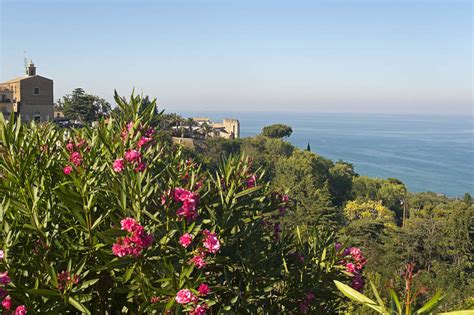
top-left (0, 92), bottom-right (354, 314)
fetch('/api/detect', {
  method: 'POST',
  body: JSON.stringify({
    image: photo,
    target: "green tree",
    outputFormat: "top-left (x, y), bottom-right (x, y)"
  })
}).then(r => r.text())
top-left (328, 161), bottom-right (355, 206)
top-left (201, 122), bottom-right (215, 139)
top-left (273, 150), bottom-right (341, 229)
top-left (262, 124), bottom-right (293, 138)
top-left (62, 88), bottom-right (111, 123)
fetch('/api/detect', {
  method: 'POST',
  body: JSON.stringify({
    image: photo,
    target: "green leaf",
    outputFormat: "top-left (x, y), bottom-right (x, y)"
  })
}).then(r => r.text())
top-left (78, 278), bottom-right (100, 290)
top-left (415, 290), bottom-right (445, 314)
top-left (334, 280), bottom-right (385, 313)
top-left (27, 289), bottom-right (61, 297)
top-left (68, 296), bottom-right (91, 315)
top-left (370, 281), bottom-right (387, 313)
top-left (389, 289), bottom-right (402, 315)
top-left (263, 286), bottom-right (273, 293)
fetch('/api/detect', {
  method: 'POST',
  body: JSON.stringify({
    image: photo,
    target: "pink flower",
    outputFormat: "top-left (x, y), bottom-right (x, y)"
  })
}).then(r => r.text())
top-left (0, 272), bottom-right (11, 285)
top-left (334, 242), bottom-right (342, 252)
top-left (246, 175), bottom-right (256, 188)
top-left (113, 158), bottom-right (125, 173)
top-left (69, 151), bottom-right (83, 167)
top-left (351, 273), bottom-right (365, 292)
top-left (134, 162), bottom-right (146, 173)
top-left (57, 270), bottom-right (79, 291)
top-left (63, 165), bottom-right (72, 175)
top-left (349, 247), bottom-right (361, 258)
top-left (202, 230), bottom-right (220, 254)
top-left (144, 128), bottom-right (155, 137)
top-left (150, 296), bottom-right (160, 304)
top-left (190, 304), bottom-right (208, 315)
top-left (345, 263), bottom-right (356, 274)
top-left (113, 218), bottom-right (153, 258)
top-left (198, 283), bottom-right (210, 296)
top-left (66, 142), bottom-right (74, 152)
top-left (175, 289), bottom-right (196, 304)
top-left (173, 188), bottom-right (200, 221)
top-left (76, 138), bottom-right (87, 148)
top-left (190, 252), bottom-right (207, 269)
top-left (14, 305), bottom-right (27, 315)
top-left (299, 301), bottom-right (309, 314)
top-left (138, 136), bottom-right (153, 148)
top-left (179, 233), bottom-right (193, 248)
top-left (112, 241), bottom-right (128, 257)
top-left (282, 195), bottom-right (289, 203)
top-left (121, 217), bottom-right (138, 232)
top-left (2, 295), bottom-right (11, 310)
top-left (0, 250), bottom-right (4, 261)
top-left (124, 150), bottom-right (141, 163)
top-left (299, 291), bottom-right (315, 313)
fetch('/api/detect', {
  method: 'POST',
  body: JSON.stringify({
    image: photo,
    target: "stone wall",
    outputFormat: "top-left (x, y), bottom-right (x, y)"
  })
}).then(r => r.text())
top-left (19, 76), bottom-right (54, 122)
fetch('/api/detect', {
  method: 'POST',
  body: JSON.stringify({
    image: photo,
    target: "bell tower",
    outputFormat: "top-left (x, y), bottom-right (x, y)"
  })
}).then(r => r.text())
top-left (25, 59), bottom-right (36, 76)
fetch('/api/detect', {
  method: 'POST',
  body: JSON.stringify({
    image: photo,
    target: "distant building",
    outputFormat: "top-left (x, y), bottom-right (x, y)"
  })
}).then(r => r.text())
top-left (0, 61), bottom-right (54, 122)
top-left (192, 117), bottom-right (240, 139)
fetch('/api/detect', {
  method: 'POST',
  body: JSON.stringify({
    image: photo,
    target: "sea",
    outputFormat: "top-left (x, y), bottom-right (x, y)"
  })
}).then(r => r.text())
top-left (181, 111), bottom-right (474, 197)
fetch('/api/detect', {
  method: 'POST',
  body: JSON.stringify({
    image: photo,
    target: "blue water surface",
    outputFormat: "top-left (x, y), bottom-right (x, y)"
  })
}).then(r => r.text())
top-left (180, 111), bottom-right (473, 197)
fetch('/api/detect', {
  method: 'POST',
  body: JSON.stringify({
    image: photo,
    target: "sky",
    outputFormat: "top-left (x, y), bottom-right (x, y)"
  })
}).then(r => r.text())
top-left (0, 0), bottom-right (472, 115)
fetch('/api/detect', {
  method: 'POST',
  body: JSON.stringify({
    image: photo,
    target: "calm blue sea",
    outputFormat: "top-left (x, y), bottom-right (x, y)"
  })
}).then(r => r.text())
top-left (181, 111), bottom-right (474, 197)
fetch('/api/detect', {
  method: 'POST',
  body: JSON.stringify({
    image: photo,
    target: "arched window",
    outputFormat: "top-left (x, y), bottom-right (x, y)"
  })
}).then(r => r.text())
top-left (34, 112), bottom-right (41, 123)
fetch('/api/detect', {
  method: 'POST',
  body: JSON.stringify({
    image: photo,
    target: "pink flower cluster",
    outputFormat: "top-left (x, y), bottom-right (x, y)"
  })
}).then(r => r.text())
top-left (112, 218), bottom-right (153, 258)
top-left (63, 138), bottom-right (88, 175)
top-left (114, 122), bottom-right (155, 173)
top-left (173, 188), bottom-right (200, 222)
top-left (179, 233), bottom-right (193, 248)
top-left (57, 270), bottom-right (80, 292)
top-left (337, 244), bottom-right (367, 292)
top-left (299, 292), bottom-right (315, 314)
top-left (180, 230), bottom-right (221, 269)
top-left (121, 122), bottom-right (155, 148)
top-left (0, 271), bottom-right (26, 314)
top-left (113, 149), bottom-right (146, 173)
top-left (175, 284), bottom-right (210, 315)
top-left (190, 251), bottom-right (207, 269)
top-left (202, 230), bottom-right (220, 254)
top-left (175, 289), bottom-right (198, 304)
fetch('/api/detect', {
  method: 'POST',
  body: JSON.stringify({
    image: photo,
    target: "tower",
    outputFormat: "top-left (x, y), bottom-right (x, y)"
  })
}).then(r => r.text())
top-left (25, 59), bottom-right (36, 76)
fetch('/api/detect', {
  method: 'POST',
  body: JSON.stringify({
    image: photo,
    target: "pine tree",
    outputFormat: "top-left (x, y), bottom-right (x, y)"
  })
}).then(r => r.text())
top-left (306, 142), bottom-right (311, 151)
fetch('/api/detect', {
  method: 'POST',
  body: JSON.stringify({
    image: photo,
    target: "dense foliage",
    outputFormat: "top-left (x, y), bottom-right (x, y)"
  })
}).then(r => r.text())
top-left (57, 88), bottom-right (112, 123)
top-left (261, 124), bottom-right (293, 139)
top-left (0, 94), bottom-right (363, 314)
top-left (196, 130), bottom-right (474, 313)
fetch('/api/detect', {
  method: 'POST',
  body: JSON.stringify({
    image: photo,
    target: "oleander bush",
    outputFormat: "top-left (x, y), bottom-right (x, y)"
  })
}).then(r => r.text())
top-left (0, 93), bottom-right (359, 314)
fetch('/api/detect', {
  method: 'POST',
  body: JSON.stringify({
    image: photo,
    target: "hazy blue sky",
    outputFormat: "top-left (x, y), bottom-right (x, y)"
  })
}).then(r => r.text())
top-left (0, 0), bottom-right (472, 114)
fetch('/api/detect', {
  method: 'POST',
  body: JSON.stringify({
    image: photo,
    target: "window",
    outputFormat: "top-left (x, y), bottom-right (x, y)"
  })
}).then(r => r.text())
top-left (34, 87), bottom-right (40, 95)
top-left (34, 112), bottom-right (41, 123)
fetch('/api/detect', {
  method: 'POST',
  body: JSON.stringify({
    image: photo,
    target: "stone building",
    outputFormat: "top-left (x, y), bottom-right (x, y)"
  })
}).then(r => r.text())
top-left (192, 117), bottom-right (240, 139)
top-left (0, 61), bottom-right (54, 122)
